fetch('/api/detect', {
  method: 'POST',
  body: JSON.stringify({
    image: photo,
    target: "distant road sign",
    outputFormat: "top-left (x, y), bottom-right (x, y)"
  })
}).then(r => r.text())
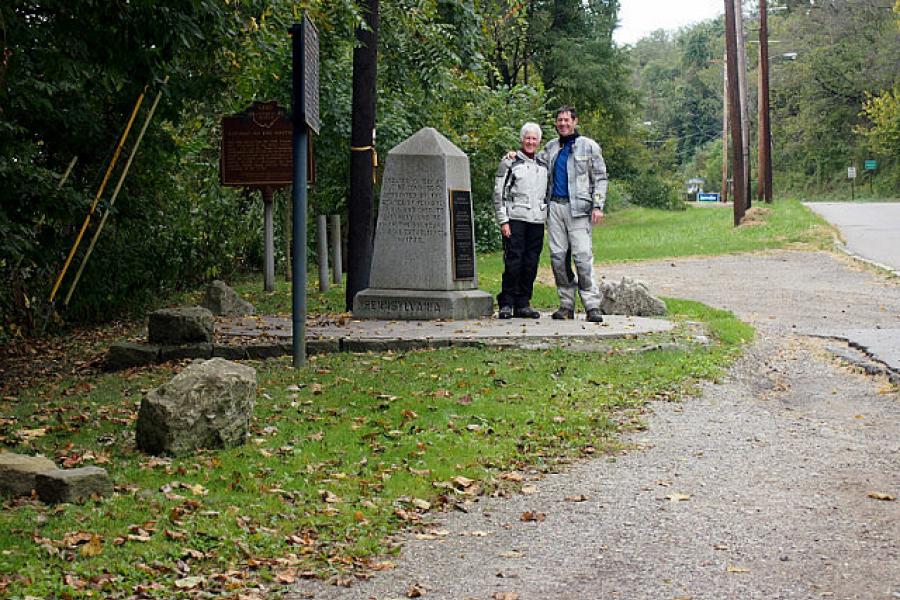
top-left (848, 167), bottom-right (857, 179)
top-left (864, 160), bottom-right (877, 171)
top-left (698, 192), bottom-right (720, 202)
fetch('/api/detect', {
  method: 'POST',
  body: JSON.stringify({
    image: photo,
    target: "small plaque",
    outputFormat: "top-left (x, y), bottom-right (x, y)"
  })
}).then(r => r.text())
top-left (449, 190), bottom-right (475, 281)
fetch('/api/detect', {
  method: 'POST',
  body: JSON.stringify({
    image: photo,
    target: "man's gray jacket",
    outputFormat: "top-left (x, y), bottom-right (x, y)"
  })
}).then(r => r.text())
top-left (492, 151), bottom-right (549, 225)
top-left (542, 135), bottom-right (608, 217)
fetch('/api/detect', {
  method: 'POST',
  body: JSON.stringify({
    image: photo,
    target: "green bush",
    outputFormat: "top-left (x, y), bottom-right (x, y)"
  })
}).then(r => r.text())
top-left (625, 171), bottom-right (685, 210)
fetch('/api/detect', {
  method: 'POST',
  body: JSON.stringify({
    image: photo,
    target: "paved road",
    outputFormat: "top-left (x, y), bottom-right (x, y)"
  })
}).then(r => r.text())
top-left (804, 202), bottom-right (900, 273)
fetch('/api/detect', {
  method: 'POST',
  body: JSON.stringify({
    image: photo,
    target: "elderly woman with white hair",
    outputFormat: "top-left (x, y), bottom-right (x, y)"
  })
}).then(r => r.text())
top-left (492, 122), bottom-right (549, 319)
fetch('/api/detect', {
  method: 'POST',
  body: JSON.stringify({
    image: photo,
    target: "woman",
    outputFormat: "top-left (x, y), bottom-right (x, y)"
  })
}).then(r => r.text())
top-left (492, 122), bottom-right (548, 319)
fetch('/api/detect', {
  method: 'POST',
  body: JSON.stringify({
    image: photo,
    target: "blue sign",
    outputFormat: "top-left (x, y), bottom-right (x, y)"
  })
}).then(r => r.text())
top-left (864, 160), bottom-right (877, 171)
top-left (697, 192), bottom-right (720, 202)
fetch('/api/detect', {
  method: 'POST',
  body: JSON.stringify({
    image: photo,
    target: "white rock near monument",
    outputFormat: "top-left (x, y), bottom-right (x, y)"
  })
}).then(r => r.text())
top-left (353, 127), bottom-right (493, 320)
top-left (599, 277), bottom-right (667, 317)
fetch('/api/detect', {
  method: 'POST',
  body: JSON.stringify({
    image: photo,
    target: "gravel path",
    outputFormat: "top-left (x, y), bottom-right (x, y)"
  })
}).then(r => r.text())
top-left (292, 250), bottom-right (900, 600)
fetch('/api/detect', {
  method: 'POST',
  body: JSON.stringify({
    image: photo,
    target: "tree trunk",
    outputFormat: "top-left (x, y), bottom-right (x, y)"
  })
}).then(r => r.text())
top-left (346, 0), bottom-right (379, 311)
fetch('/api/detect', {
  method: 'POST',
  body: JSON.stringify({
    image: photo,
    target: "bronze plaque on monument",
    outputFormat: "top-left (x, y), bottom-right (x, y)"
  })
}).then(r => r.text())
top-left (221, 101), bottom-right (296, 187)
top-left (449, 189), bottom-right (475, 280)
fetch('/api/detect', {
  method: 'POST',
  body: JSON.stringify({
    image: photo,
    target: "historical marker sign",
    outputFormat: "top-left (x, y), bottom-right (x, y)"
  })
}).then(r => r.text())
top-left (848, 166), bottom-right (857, 179)
top-left (864, 159), bottom-right (877, 171)
top-left (449, 189), bottom-right (475, 280)
top-left (221, 101), bottom-right (293, 187)
top-left (300, 15), bottom-right (320, 134)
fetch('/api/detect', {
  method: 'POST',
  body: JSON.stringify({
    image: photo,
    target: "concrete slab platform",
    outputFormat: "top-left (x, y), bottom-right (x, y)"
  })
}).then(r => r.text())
top-left (217, 312), bottom-right (675, 350)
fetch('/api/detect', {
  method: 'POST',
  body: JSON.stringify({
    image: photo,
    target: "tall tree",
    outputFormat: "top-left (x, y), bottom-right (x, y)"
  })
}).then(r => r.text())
top-left (346, 0), bottom-right (379, 310)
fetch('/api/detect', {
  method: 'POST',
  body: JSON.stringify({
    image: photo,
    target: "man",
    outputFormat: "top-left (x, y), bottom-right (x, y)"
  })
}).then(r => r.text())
top-left (542, 106), bottom-right (607, 322)
top-left (492, 122), bottom-right (548, 319)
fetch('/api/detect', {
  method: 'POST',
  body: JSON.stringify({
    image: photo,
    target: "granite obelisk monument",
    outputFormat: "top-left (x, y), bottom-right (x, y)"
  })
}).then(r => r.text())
top-left (353, 127), bottom-right (493, 319)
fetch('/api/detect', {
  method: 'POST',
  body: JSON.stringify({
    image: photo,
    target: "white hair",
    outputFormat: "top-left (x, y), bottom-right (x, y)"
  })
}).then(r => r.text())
top-left (519, 122), bottom-right (542, 143)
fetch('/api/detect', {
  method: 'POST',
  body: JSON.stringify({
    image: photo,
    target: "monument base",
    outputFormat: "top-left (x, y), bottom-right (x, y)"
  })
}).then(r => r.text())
top-left (354, 288), bottom-right (494, 321)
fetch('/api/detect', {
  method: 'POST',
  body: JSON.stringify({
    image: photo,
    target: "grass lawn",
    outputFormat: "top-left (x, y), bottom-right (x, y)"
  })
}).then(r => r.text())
top-left (0, 200), bottom-right (827, 598)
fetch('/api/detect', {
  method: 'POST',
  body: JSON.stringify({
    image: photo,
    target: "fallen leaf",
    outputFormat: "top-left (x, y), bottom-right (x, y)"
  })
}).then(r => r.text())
top-left (275, 569), bottom-right (296, 584)
top-left (493, 593), bottom-right (519, 600)
top-left (174, 575), bottom-right (204, 589)
top-left (452, 476), bottom-right (474, 488)
top-left (319, 490), bottom-right (343, 503)
top-left (79, 535), bottom-right (103, 557)
top-left (407, 583), bottom-right (427, 597)
top-left (520, 511), bottom-right (545, 522)
top-left (521, 485), bottom-right (538, 495)
top-left (726, 565), bottom-right (750, 573)
top-left (310, 383), bottom-right (323, 394)
top-left (665, 493), bottom-right (691, 502)
top-left (498, 550), bottom-right (523, 558)
top-left (499, 472), bottom-right (524, 482)
top-left (412, 498), bottom-right (431, 510)
top-left (867, 492), bottom-right (895, 501)
top-left (564, 494), bottom-right (588, 502)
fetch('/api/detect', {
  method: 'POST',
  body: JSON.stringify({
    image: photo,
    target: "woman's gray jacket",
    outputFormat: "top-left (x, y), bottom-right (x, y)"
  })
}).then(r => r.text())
top-left (492, 151), bottom-right (549, 226)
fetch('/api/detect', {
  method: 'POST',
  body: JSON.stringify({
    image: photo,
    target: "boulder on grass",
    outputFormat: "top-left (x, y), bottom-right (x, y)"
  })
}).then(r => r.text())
top-left (599, 277), bottom-right (667, 317)
top-left (148, 306), bottom-right (214, 345)
top-left (0, 452), bottom-right (57, 497)
top-left (105, 342), bottom-right (160, 370)
top-left (202, 280), bottom-right (255, 316)
top-left (136, 358), bottom-right (257, 456)
top-left (35, 467), bottom-right (113, 503)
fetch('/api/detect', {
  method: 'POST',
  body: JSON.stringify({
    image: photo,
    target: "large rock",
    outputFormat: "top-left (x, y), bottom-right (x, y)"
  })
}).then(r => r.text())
top-left (201, 280), bottom-right (255, 317)
top-left (148, 306), bottom-right (214, 345)
top-left (0, 452), bottom-right (57, 497)
top-left (599, 277), bottom-right (667, 317)
top-left (136, 358), bottom-right (257, 456)
top-left (35, 467), bottom-right (113, 503)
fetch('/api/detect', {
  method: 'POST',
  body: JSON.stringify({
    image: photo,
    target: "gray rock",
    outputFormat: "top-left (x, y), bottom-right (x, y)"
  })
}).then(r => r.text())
top-left (105, 342), bottom-right (160, 370)
top-left (201, 280), bottom-right (255, 316)
top-left (148, 306), bottom-right (214, 345)
top-left (136, 358), bottom-right (257, 456)
top-left (35, 467), bottom-right (113, 503)
top-left (599, 277), bottom-right (667, 317)
top-left (0, 453), bottom-right (57, 497)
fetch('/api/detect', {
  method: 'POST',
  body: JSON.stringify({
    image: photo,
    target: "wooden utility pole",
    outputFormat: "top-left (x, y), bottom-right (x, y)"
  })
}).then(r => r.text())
top-left (346, 0), bottom-right (379, 311)
top-left (725, 0), bottom-right (746, 225)
top-left (757, 0), bottom-right (773, 203)
top-left (733, 0), bottom-right (751, 208)
top-left (721, 52), bottom-right (729, 203)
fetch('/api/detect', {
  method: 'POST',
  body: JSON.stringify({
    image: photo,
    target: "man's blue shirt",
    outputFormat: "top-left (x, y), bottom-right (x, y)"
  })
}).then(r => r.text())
top-left (551, 139), bottom-right (575, 198)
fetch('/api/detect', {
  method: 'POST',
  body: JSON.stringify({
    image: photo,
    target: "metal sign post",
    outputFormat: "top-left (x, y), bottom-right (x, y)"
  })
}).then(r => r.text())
top-left (290, 15), bottom-right (320, 367)
top-left (848, 166), bottom-right (857, 201)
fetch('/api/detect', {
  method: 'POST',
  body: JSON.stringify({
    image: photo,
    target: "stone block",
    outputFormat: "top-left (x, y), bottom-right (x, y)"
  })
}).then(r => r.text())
top-left (354, 289), bottom-right (493, 321)
top-left (0, 453), bottom-right (57, 497)
top-left (136, 358), bottom-right (256, 456)
top-left (245, 344), bottom-right (287, 360)
top-left (202, 280), bottom-right (255, 316)
top-left (105, 342), bottom-right (160, 371)
top-left (159, 343), bottom-right (213, 362)
top-left (213, 345), bottom-right (250, 360)
top-left (35, 467), bottom-right (113, 503)
top-left (148, 306), bottom-right (214, 345)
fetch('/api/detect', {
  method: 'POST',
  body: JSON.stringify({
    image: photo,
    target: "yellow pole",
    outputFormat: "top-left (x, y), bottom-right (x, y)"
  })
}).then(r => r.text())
top-left (64, 78), bottom-right (168, 307)
top-left (48, 86), bottom-right (147, 304)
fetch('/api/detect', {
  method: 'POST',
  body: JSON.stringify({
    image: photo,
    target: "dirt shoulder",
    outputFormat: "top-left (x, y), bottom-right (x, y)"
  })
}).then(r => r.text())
top-left (294, 250), bottom-right (900, 600)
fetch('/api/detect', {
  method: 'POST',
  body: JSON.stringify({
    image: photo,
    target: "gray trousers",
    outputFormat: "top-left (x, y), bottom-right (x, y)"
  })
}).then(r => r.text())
top-left (547, 202), bottom-right (601, 311)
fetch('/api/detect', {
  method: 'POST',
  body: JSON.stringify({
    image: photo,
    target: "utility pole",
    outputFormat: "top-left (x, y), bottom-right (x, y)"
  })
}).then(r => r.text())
top-left (346, 0), bottom-right (379, 311)
top-left (721, 52), bottom-right (729, 204)
top-left (725, 0), bottom-right (746, 225)
top-left (757, 0), bottom-right (773, 203)
top-left (733, 0), bottom-right (751, 208)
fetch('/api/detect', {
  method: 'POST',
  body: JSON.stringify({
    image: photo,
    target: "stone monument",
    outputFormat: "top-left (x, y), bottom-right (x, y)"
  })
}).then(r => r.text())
top-left (353, 128), bottom-right (493, 320)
